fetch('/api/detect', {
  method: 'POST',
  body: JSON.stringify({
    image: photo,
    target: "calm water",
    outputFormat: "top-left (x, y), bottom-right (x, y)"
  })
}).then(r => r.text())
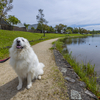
top-left (65, 35), bottom-right (100, 75)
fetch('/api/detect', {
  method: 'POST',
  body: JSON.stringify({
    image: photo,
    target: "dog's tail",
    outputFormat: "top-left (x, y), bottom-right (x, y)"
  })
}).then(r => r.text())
top-left (39, 62), bottom-right (45, 69)
top-left (37, 63), bottom-right (45, 75)
top-left (31, 63), bottom-right (45, 79)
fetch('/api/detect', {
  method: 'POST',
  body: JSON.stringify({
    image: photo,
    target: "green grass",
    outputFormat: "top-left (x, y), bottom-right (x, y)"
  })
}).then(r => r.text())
top-left (55, 38), bottom-right (100, 98)
top-left (0, 30), bottom-right (67, 59)
top-left (0, 30), bottom-right (65, 48)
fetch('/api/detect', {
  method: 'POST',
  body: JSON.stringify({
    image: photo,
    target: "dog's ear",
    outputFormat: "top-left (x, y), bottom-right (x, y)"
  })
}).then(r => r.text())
top-left (13, 38), bottom-right (17, 42)
top-left (25, 38), bottom-right (31, 47)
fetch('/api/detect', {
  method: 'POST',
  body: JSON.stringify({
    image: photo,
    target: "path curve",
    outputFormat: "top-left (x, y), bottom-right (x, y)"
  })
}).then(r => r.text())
top-left (0, 38), bottom-right (66, 100)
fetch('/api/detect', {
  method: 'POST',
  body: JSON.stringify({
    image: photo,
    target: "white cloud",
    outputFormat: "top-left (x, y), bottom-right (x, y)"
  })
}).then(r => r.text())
top-left (8, 0), bottom-right (100, 30)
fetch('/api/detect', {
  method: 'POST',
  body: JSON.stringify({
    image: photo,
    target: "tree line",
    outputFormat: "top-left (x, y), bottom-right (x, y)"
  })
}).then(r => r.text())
top-left (34, 9), bottom-right (92, 34)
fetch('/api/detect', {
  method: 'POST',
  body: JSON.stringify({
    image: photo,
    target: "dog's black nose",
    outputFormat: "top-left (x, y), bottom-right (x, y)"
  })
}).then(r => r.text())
top-left (17, 40), bottom-right (20, 43)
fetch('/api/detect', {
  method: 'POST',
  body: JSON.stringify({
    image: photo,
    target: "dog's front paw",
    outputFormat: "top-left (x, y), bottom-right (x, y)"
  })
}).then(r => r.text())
top-left (27, 82), bottom-right (32, 89)
top-left (38, 76), bottom-right (41, 80)
top-left (17, 85), bottom-right (22, 90)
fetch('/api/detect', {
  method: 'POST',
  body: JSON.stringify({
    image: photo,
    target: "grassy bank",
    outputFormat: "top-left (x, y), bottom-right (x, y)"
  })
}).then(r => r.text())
top-left (54, 37), bottom-right (100, 98)
top-left (0, 30), bottom-right (65, 48)
top-left (0, 30), bottom-right (66, 59)
top-left (0, 30), bottom-right (91, 59)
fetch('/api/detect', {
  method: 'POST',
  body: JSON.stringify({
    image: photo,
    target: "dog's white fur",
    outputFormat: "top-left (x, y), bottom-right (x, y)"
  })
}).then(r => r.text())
top-left (9, 37), bottom-right (45, 90)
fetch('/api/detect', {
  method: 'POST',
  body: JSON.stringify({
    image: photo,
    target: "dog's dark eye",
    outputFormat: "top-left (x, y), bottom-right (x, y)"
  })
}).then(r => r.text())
top-left (22, 39), bottom-right (24, 42)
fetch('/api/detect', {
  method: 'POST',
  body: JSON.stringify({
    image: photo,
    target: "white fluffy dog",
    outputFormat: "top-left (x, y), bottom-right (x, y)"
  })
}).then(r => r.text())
top-left (9, 37), bottom-right (45, 90)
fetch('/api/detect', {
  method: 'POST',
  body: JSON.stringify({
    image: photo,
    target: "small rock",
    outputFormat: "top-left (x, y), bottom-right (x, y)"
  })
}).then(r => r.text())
top-left (59, 59), bottom-right (61, 61)
top-left (85, 90), bottom-right (97, 100)
top-left (74, 72), bottom-right (80, 79)
top-left (65, 77), bottom-right (75, 83)
top-left (79, 81), bottom-right (86, 87)
top-left (67, 65), bottom-right (71, 68)
top-left (70, 69), bottom-right (73, 71)
top-left (61, 68), bottom-right (67, 73)
top-left (71, 89), bottom-right (82, 99)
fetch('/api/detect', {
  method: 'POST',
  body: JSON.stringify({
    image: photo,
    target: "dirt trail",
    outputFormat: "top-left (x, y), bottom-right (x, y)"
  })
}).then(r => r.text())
top-left (0, 38), bottom-right (68, 100)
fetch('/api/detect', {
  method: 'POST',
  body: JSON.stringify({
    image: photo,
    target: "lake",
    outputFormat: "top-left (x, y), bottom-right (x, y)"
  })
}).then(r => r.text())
top-left (65, 35), bottom-right (100, 76)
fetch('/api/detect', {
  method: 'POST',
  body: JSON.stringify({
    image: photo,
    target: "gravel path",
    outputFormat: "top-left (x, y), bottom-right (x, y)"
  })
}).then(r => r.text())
top-left (0, 38), bottom-right (98, 100)
top-left (0, 38), bottom-right (68, 100)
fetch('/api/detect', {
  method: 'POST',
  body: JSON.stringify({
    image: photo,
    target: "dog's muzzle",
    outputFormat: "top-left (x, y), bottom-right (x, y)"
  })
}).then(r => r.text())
top-left (16, 40), bottom-right (23, 49)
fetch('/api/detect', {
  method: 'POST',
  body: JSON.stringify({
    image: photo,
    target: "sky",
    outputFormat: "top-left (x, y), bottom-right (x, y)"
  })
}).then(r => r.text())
top-left (8, 0), bottom-right (100, 31)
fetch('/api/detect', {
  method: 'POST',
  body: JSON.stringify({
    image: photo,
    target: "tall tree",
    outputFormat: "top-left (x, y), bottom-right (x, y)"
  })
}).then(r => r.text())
top-left (36, 9), bottom-right (48, 35)
top-left (0, 0), bottom-right (13, 28)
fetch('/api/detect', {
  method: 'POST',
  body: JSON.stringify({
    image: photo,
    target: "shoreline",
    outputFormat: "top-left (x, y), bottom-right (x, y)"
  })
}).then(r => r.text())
top-left (53, 46), bottom-right (97, 100)
top-left (53, 38), bottom-right (98, 100)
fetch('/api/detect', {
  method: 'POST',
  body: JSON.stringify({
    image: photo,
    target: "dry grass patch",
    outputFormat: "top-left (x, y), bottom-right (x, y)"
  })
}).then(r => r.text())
top-left (46, 65), bottom-right (69, 100)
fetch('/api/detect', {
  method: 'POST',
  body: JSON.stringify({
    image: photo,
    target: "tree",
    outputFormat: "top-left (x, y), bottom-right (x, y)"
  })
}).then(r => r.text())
top-left (0, 0), bottom-right (13, 28)
top-left (49, 26), bottom-right (55, 33)
top-left (79, 27), bottom-right (88, 34)
top-left (66, 29), bottom-right (72, 34)
top-left (31, 27), bottom-right (35, 30)
top-left (73, 28), bottom-right (79, 33)
top-left (7, 15), bottom-right (20, 29)
top-left (37, 23), bottom-right (54, 33)
top-left (37, 23), bottom-right (43, 32)
top-left (55, 24), bottom-right (67, 33)
top-left (24, 23), bottom-right (29, 31)
top-left (36, 9), bottom-right (48, 36)
top-left (67, 27), bottom-right (73, 32)
top-left (43, 24), bottom-right (48, 32)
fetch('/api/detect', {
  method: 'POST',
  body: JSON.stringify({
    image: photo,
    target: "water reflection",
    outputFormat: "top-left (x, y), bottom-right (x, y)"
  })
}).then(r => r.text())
top-left (65, 35), bottom-right (100, 75)
top-left (65, 37), bottom-right (87, 45)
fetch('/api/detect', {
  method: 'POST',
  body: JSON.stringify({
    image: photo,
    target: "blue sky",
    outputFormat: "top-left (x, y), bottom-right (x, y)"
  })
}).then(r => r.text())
top-left (8, 0), bottom-right (100, 30)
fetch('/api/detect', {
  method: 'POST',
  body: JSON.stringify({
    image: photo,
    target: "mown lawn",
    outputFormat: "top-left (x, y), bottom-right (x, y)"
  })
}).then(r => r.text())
top-left (0, 30), bottom-right (66, 48)
top-left (0, 29), bottom-right (91, 59)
